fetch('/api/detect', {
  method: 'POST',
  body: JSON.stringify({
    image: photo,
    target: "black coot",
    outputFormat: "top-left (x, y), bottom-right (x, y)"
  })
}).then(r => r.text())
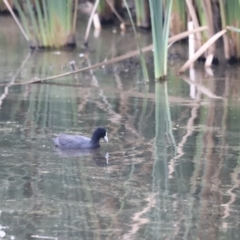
top-left (52, 127), bottom-right (108, 149)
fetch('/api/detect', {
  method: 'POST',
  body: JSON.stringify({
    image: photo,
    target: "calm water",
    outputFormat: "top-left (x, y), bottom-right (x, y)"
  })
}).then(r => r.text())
top-left (1, 17), bottom-right (240, 240)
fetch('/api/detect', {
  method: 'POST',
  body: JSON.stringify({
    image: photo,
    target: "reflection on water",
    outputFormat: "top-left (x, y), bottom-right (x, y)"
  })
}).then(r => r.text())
top-left (55, 148), bottom-right (109, 166)
top-left (1, 17), bottom-right (240, 240)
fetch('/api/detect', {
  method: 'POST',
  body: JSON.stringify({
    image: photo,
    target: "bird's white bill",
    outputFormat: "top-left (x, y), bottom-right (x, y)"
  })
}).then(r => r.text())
top-left (104, 132), bottom-right (108, 142)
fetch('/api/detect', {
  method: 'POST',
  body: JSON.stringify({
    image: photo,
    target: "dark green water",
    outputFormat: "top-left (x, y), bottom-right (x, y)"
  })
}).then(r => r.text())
top-left (1, 16), bottom-right (240, 240)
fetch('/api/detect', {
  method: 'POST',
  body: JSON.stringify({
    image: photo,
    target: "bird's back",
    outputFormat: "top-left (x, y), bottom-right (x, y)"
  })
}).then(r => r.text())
top-left (53, 134), bottom-right (93, 149)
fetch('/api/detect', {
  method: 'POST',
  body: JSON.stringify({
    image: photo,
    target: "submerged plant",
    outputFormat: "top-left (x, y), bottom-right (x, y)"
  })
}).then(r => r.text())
top-left (10, 0), bottom-right (78, 49)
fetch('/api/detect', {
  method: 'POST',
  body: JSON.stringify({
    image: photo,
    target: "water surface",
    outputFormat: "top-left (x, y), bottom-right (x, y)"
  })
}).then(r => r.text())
top-left (0, 16), bottom-right (240, 240)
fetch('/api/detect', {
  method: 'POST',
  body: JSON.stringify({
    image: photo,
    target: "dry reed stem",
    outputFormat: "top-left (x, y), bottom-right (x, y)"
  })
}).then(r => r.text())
top-left (178, 29), bottom-right (227, 73)
top-left (84, 0), bottom-right (101, 45)
top-left (185, 0), bottom-right (202, 50)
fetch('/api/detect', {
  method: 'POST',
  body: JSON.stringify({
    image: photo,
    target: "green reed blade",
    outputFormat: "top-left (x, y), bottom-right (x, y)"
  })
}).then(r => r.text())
top-left (34, 0), bottom-right (47, 46)
top-left (25, 0), bottom-right (41, 44)
top-left (149, 0), bottom-right (172, 79)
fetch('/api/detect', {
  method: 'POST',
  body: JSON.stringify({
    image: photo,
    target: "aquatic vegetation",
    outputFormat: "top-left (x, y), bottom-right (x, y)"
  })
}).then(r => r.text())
top-left (171, 0), bottom-right (187, 35)
top-left (3, 0), bottom-right (240, 75)
top-left (6, 0), bottom-right (78, 49)
top-left (220, 0), bottom-right (240, 62)
top-left (149, 0), bottom-right (172, 79)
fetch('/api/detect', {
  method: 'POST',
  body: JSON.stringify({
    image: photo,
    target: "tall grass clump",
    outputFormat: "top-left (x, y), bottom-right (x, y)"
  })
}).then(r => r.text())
top-left (149, 0), bottom-right (172, 79)
top-left (11, 0), bottom-right (78, 49)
